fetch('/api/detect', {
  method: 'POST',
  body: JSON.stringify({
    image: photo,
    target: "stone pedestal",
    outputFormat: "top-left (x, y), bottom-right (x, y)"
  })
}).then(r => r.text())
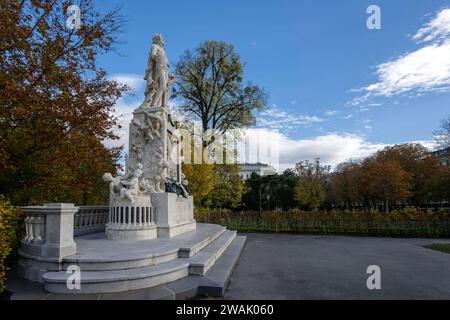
top-left (106, 195), bottom-right (157, 240)
top-left (20, 203), bottom-right (78, 259)
top-left (152, 193), bottom-right (196, 238)
top-left (19, 203), bottom-right (78, 282)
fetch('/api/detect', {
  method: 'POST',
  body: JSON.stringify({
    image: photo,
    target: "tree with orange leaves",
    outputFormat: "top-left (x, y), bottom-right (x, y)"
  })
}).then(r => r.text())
top-left (0, 0), bottom-right (128, 205)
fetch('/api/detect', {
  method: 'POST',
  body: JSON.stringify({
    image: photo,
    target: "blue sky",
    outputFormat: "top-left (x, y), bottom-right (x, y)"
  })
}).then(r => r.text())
top-left (97, 0), bottom-right (450, 169)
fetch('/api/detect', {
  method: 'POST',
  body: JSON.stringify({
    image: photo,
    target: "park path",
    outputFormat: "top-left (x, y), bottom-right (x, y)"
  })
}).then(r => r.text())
top-left (223, 233), bottom-right (450, 299)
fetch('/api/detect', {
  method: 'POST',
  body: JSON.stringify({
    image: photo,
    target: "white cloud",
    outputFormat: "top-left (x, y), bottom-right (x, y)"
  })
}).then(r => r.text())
top-left (413, 8), bottom-right (450, 43)
top-left (341, 114), bottom-right (353, 120)
top-left (257, 106), bottom-right (323, 130)
top-left (110, 73), bottom-right (145, 92)
top-left (325, 110), bottom-right (339, 116)
top-left (238, 128), bottom-right (387, 172)
top-left (363, 41), bottom-right (450, 96)
top-left (353, 8), bottom-right (450, 104)
top-left (276, 132), bottom-right (386, 171)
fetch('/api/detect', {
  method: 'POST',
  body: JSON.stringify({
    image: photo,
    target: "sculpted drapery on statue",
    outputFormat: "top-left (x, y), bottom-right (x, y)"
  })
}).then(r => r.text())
top-left (143, 33), bottom-right (175, 108)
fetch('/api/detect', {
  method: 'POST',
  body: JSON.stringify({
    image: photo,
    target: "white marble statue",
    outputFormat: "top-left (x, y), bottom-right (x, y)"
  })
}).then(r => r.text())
top-left (143, 33), bottom-right (175, 108)
top-left (103, 163), bottom-right (147, 204)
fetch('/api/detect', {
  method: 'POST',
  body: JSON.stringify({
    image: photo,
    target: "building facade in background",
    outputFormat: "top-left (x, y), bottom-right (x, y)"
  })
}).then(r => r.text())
top-left (238, 163), bottom-right (277, 181)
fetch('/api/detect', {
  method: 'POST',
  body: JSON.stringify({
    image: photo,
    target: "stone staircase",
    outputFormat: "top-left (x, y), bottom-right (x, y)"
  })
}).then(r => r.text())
top-left (39, 225), bottom-right (245, 296)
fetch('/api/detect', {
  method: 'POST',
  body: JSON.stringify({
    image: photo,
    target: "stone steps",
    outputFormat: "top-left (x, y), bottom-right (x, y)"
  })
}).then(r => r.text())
top-left (189, 230), bottom-right (237, 275)
top-left (9, 235), bottom-right (247, 299)
top-left (60, 225), bottom-right (226, 271)
top-left (41, 227), bottom-right (237, 294)
top-left (166, 236), bottom-right (247, 299)
top-left (198, 235), bottom-right (246, 297)
top-left (179, 226), bottom-right (226, 258)
top-left (43, 260), bottom-right (190, 294)
top-left (62, 249), bottom-right (179, 272)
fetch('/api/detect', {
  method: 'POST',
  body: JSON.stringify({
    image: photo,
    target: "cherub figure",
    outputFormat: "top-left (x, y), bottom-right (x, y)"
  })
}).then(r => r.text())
top-left (119, 164), bottom-right (144, 203)
top-left (102, 173), bottom-right (123, 195)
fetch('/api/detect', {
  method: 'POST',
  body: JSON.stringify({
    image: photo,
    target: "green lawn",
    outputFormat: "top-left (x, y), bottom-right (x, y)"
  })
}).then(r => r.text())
top-left (424, 244), bottom-right (450, 254)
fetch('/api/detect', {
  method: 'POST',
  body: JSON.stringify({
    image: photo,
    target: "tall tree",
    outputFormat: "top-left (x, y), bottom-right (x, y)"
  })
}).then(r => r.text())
top-left (434, 116), bottom-right (450, 149)
top-left (293, 159), bottom-right (329, 210)
top-left (182, 163), bottom-right (214, 207)
top-left (374, 144), bottom-right (441, 206)
top-left (0, 0), bottom-right (127, 205)
top-left (207, 164), bottom-right (244, 209)
top-left (328, 161), bottom-right (363, 209)
top-left (172, 40), bottom-right (267, 143)
top-left (242, 173), bottom-right (274, 212)
top-left (361, 159), bottom-right (411, 212)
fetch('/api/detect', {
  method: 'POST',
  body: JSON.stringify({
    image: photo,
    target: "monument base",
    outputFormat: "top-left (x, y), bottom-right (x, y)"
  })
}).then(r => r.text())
top-left (157, 220), bottom-right (197, 238)
top-left (152, 192), bottom-right (196, 238)
top-left (106, 195), bottom-right (157, 240)
top-left (105, 224), bottom-right (158, 240)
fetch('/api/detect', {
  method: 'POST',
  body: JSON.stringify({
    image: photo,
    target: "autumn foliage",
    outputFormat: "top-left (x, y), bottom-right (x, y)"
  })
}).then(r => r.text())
top-left (0, 0), bottom-right (128, 205)
top-left (241, 143), bottom-right (450, 212)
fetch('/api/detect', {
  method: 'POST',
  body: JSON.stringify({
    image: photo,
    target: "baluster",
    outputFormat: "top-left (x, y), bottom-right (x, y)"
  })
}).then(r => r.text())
top-left (24, 216), bottom-right (31, 242)
top-left (31, 216), bottom-right (37, 243)
top-left (36, 215), bottom-right (45, 244)
top-left (136, 207), bottom-right (140, 225)
top-left (89, 210), bottom-right (95, 226)
top-left (93, 210), bottom-right (99, 225)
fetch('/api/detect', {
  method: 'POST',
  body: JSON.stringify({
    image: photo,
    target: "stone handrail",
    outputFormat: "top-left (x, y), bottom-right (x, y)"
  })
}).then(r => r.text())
top-left (74, 205), bottom-right (109, 236)
top-left (21, 203), bottom-right (78, 259)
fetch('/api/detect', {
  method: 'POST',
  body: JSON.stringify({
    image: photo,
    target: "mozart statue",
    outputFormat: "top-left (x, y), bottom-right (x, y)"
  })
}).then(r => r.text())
top-left (143, 33), bottom-right (175, 108)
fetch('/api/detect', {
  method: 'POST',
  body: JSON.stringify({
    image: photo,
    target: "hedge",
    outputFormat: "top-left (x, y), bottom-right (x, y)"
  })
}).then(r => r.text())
top-left (194, 208), bottom-right (450, 238)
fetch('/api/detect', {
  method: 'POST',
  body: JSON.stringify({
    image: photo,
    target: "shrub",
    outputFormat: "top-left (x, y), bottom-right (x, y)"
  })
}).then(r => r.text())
top-left (0, 196), bottom-right (24, 293)
top-left (194, 207), bottom-right (450, 238)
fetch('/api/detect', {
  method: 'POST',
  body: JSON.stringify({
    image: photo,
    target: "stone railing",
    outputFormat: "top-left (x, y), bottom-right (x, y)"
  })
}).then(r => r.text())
top-left (24, 214), bottom-right (46, 244)
top-left (21, 203), bottom-right (78, 259)
top-left (74, 206), bottom-right (109, 236)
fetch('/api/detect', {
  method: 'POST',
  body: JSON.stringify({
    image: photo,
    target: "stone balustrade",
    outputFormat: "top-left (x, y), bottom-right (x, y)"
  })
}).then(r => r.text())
top-left (109, 205), bottom-right (154, 225)
top-left (74, 206), bottom-right (109, 236)
top-left (23, 214), bottom-right (46, 244)
top-left (106, 196), bottom-right (157, 240)
top-left (20, 203), bottom-right (78, 260)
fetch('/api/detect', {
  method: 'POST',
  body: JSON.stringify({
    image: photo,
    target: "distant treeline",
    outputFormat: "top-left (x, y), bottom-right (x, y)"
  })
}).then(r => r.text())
top-left (241, 143), bottom-right (450, 213)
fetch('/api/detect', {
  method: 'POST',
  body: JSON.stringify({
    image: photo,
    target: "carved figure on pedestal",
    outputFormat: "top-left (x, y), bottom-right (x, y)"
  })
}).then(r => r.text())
top-left (143, 33), bottom-right (175, 108)
top-left (103, 164), bottom-right (147, 204)
top-left (119, 164), bottom-right (143, 203)
top-left (131, 142), bottom-right (144, 162)
top-left (103, 173), bottom-right (123, 195)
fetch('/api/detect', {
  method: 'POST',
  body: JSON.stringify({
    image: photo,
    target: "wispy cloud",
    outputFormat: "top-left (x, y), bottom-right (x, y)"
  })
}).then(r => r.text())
top-left (254, 130), bottom-right (388, 171)
top-left (352, 8), bottom-right (450, 105)
top-left (324, 110), bottom-right (339, 117)
top-left (413, 8), bottom-right (450, 43)
top-left (257, 106), bottom-right (323, 131)
top-left (110, 73), bottom-right (145, 92)
top-left (248, 129), bottom-right (436, 172)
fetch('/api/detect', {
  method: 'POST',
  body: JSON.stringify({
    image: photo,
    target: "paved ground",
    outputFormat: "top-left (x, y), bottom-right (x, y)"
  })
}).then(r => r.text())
top-left (6, 233), bottom-right (450, 300)
top-left (222, 233), bottom-right (450, 300)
